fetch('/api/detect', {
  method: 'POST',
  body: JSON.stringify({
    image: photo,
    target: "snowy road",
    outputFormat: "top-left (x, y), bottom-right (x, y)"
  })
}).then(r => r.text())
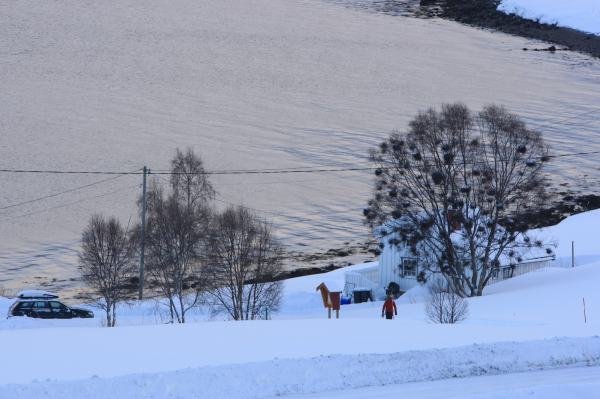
top-left (281, 366), bottom-right (600, 399)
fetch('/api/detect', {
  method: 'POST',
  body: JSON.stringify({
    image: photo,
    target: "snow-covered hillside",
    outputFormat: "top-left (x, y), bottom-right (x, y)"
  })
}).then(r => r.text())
top-left (1, 210), bottom-right (600, 397)
top-left (2, 0), bottom-right (600, 294)
top-left (499, 0), bottom-right (600, 34)
top-left (1, 260), bottom-right (599, 397)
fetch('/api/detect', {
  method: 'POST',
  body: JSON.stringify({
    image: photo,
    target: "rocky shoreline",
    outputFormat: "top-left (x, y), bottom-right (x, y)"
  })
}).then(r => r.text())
top-left (439, 0), bottom-right (600, 58)
top-left (352, 1), bottom-right (600, 58)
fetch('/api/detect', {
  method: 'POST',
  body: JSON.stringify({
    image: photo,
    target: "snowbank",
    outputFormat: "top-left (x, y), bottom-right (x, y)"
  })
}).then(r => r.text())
top-left (499, 0), bottom-right (600, 35)
top-left (1, 337), bottom-right (599, 399)
top-left (527, 209), bottom-right (600, 268)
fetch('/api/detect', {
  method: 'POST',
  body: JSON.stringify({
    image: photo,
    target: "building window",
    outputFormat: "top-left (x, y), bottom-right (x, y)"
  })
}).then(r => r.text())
top-left (401, 258), bottom-right (418, 278)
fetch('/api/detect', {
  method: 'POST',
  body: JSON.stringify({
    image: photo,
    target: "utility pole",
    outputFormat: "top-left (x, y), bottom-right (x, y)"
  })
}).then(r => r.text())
top-left (139, 166), bottom-right (148, 300)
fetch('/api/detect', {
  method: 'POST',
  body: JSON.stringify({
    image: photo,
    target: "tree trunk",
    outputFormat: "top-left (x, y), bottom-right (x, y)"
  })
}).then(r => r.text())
top-left (111, 303), bottom-right (117, 327)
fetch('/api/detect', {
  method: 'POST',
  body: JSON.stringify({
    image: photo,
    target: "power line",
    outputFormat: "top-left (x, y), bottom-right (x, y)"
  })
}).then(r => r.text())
top-left (376, 150), bottom-right (600, 169)
top-left (547, 150), bottom-right (600, 159)
top-left (217, 178), bottom-right (328, 186)
top-left (531, 106), bottom-right (600, 131)
top-left (1, 105), bottom-right (598, 178)
top-left (0, 174), bottom-right (131, 212)
top-left (150, 175), bottom-right (350, 245)
top-left (153, 173), bottom-right (364, 218)
top-left (2, 149), bottom-right (599, 177)
top-left (0, 166), bottom-right (378, 176)
top-left (1, 104), bottom-right (599, 183)
top-left (211, 193), bottom-right (365, 239)
top-left (151, 160), bottom-right (373, 173)
top-left (0, 169), bottom-right (141, 175)
top-left (2, 184), bottom-right (140, 220)
top-left (0, 147), bottom-right (596, 220)
top-left (151, 174), bottom-right (363, 239)
top-left (163, 166), bottom-right (377, 175)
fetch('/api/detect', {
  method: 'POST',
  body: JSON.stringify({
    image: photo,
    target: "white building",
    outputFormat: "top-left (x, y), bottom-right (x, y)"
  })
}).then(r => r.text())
top-left (345, 229), bottom-right (420, 302)
top-left (344, 229), bottom-right (554, 302)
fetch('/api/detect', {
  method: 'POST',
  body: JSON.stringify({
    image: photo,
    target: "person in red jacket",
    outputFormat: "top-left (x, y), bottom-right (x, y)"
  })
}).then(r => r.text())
top-left (381, 294), bottom-right (397, 320)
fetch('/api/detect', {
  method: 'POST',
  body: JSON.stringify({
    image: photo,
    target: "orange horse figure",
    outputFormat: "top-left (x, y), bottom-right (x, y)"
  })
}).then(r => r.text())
top-left (316, 282), bottom-right (341, 319)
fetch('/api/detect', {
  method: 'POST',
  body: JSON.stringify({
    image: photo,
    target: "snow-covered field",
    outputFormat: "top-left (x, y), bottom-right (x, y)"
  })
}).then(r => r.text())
top-left (2, 0), bottom-right (600, 293)
top-left (499, 0), bottom-right (600, 34)
top-left (1, 210), bottom-right (600, 398)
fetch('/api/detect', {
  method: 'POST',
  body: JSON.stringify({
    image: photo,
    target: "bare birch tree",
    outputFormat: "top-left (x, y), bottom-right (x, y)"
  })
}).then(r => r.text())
top-left (425, 279), bottom-right (469, 324)
top-left (207, 206), bottom-right (283, 320)
top-left (143, 185), bottom-right (210, 323)
top-left (79, 215), bottom-right (136, 327)
top-left (170, 147), bottom-right (215, 208)
top-left (140, 148), bottom-right (214, 323)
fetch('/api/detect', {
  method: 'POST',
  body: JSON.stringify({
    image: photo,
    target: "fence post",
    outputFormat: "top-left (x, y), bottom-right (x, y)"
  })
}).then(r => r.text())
top-left (572, 241), bottom-right (575, 268)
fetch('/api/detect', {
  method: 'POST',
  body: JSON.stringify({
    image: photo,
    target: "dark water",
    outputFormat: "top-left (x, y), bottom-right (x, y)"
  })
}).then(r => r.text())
top-left (2, 0), bottom-right (599, 299)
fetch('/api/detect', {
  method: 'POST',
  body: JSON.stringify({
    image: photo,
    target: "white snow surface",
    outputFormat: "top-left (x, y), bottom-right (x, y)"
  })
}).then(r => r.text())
top-left (284, 366), bottom-right (600, 399)
top-left (1, 338), bottom-right (599, 398)
top-left (15, 289), bottom-right (58, 299)
top-left (1, 261), bottom-right (600, 398)
top-left (499, 0), bottom-right (600, 34)
top-left (536, 208), bottom-right (600, 266)
top-left (2, 209), bottom-right (600, 397)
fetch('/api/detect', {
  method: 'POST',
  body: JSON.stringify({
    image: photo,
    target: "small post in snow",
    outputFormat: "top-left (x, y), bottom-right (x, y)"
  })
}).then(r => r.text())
top-left (583, 297), bottom-right (587, 323)
top-left (571, 241), bottom-right (575, 268)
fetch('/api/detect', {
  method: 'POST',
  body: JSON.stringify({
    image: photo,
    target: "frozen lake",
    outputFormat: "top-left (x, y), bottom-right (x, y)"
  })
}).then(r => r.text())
top-left (1, 0), bottom-right (600, 293)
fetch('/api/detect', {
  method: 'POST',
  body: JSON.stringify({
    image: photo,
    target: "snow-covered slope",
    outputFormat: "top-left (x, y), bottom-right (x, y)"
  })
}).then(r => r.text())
top-left (536, 208), bottom-right (600, 265)
top-left (1, 208), bottom-right (600, 398)
top-left (2, 0), bottom-right (600, 293)
top-left (499, 0), bottom-right (600, 35)
top-left (1, 338), bottom-right (599, 398)
top-left (1, 261), bottom-right (599, 397)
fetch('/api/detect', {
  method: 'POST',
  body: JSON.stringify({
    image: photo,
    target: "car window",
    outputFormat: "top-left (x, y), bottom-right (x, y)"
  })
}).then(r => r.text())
top-left (49, 301), bottom-right (69, 312)
top-left (34, 301), bottom-right (48, 309)
top-left (18, 302), bottom-right (34, 309)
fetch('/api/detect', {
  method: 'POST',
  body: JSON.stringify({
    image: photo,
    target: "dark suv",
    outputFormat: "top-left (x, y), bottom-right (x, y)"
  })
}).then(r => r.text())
top-left (8, 291), bottom-right (94, 319)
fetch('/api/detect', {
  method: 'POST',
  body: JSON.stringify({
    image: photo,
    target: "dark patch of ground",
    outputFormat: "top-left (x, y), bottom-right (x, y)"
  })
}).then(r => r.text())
top-left (520, 194), bottom-right (600, 230)
top-left (250, 264), bottom-right (345, 284)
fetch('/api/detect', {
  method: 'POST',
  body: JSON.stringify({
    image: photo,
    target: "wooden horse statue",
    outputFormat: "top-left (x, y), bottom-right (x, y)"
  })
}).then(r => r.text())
top-left (316, 282), bottom-right (341, 319)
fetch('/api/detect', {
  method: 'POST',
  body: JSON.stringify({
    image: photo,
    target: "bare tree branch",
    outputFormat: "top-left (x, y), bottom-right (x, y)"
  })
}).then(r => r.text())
top-left (365, 104), bottom-right (552, 296)
top-left (79, 215), bottom-right (136, 327)
top-left (206, 206), bottom-right (283, 320)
